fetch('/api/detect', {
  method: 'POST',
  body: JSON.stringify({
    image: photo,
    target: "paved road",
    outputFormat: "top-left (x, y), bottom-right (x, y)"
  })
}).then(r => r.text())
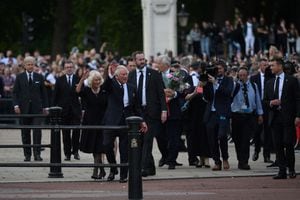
top-left (0, 177), bottom-right (299, 200)
top-left (0, 129), bottom-right (300, 199)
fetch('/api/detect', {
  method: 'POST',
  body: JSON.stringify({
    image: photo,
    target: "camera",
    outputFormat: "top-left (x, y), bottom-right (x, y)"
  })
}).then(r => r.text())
top-left (199, 62), bottom-right (217, 82)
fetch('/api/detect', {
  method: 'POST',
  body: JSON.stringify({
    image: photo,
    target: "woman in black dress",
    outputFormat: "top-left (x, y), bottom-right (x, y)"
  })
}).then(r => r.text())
top-left (76, 70), bottom-right (107, 179)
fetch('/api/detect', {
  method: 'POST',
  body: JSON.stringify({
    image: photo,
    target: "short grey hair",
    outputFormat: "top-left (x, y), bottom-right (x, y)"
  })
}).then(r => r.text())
top-left (114, 65), bottom-right (129, 76)
top-left (24, 56), bottom-right (36, 65)
top-left (87, 70), bottom-right (103, 87)
top-left (157, 55), bottom-right (171, 66)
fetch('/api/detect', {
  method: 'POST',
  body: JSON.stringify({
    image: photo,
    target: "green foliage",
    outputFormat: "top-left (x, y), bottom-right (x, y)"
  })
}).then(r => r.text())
top-left (71, 0), bottom-right (143, 56)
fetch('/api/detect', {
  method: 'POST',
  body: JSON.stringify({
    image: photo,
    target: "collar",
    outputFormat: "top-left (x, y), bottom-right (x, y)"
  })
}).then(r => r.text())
top-left (26, 71), bottom-right (33, 76)
top-left (277, 72), bottom-right (284, 80)
top-left (136, 67), bottom-right (145, 74)
top-left (190, 71), bottom-right (199, 76)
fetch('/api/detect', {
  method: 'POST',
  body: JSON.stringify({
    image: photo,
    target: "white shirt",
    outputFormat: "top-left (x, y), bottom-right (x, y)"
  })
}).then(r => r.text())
top-left (123, 83), bottom-right (129, 107)
top-left (26, 71), bottom-right (33, 82)
top-left (190, 71), bottom-right (199, 87)
top-left (259, 72), bottom-right (265, 100)
top-left (66, 74), bottom-right (73, 86)
top-left (246, 22), bottom-right (254, 37)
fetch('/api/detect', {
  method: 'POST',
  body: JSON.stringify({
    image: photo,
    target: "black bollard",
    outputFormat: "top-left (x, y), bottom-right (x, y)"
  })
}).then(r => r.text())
top-left (48, 107), bottom-right (63, 178)
top-left (126, 116), bottom-right (143, 200)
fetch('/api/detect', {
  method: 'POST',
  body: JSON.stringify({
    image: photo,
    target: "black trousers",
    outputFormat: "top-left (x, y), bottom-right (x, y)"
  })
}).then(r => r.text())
top-left (271, 112), bottom-right (295, 174)
top-left (21, 117), bottom-right (42, 157)
top-left (20, 102), bottom-right (43, 158)
top-left (206, 112), bottom-right (229, 165)
top-left (141, 116), bottom-right (163, 172)
top-left (103, 129), bottom-right (128, 178)
top-left (61, 108), bottom-right (81, 156)
top-left (232, 113), bottom-right (256, 164)
top-left (253, 105), bottom-right (273, 158)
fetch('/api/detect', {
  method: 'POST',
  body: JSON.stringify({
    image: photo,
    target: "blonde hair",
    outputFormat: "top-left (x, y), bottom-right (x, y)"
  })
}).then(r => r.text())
top-left (87, 70), bottom-right (103, 87)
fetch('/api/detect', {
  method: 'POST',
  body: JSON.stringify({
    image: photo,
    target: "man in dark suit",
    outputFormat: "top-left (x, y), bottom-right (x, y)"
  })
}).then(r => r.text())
top-left (12, 56), bottom-right (48, 162)
top-left (250, 58), bottom-right (274, 163)
top-left (155, 55), bottom-right (184, 170)
top-left (128, 51), bottom-right (167, 177)
top-left (264, 57), bottom-right (300, 179)
top-left (102, 64), bottom-right (147, 183)
top-left (203, 60), bottom-right (234, 171)
top-left (53, 60), bottom-right (81, 161)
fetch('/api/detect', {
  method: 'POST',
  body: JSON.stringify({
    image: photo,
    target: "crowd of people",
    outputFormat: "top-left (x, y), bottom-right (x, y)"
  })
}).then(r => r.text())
top-left (1, 18), bottom-right (300, 182)
top-left (187, 16), bottom-right (299, 59)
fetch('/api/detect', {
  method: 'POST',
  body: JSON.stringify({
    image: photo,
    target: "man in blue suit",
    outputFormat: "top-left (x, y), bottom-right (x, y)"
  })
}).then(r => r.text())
top-left (203, 60), bottom-right (234, 171)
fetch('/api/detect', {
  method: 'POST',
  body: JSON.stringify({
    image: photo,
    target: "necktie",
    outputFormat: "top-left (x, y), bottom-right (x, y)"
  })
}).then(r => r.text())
top-left (242, 83), bottom-right (249, 107)
top-left (138, 70), bottom-right (144, 104)
top-left (68, 76), bottom-right (72, 87)
top-left (28, 73), bottom-right (32, 85)
top-left (274, 76), bottom-right (280, 99)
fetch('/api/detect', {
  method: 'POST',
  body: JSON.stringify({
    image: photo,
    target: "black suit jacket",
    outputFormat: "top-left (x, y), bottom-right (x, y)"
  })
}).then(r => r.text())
top-left (12, 71), bottom-right (48, 114)
top-left (102, 77), bottom-right (142, 125)
top-left (128, 67), bottom-right (167, 120)
top-left (203, 76), bottom-right (234, 121)
top-left (264, 74), bottom-right (300, 127)
top-left (53, 74), bottom-right (81, 117)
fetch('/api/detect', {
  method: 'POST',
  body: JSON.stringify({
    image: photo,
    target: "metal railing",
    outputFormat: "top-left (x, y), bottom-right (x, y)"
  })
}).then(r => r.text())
top-left (0, 107), bottom-right (143, 200)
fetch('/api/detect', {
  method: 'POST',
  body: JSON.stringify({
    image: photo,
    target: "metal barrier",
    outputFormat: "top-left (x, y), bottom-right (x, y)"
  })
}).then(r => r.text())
top-left (0, 107), bottom-right (143, 200)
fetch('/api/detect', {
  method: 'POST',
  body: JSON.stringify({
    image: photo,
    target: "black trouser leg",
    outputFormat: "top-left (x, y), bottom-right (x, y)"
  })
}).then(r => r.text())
top-left (103, 131), bottom-right (117, 173)
top-left (21, 118), bottom-right (32, 157)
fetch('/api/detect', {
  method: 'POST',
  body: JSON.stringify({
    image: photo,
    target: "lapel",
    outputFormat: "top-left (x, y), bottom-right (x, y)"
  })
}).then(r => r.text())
top-left (126, 84), bottom-right (133, 105)
top-left (281, 75), bottom-right (289, 100)
top-left (270, 78), bottom-right (276, 99)
top-left (22, 72), bottom-right (29, 86)
top-left (65, 75), bottom-right (69, 86)
top-left (145, 68), bottom-right (151, 89)
top-left (132, 70), bottom-right (137, 86)
top-left (257, 74), bottom-right (262, 97)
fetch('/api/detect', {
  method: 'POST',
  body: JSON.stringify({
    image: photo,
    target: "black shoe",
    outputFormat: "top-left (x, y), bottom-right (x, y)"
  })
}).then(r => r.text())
top-left (142, 169), bottom-right (156, 177)
top-left (252, 152), bottom-right (259, 161)
top-left (141, 170), bottom-right (148, 177)
top-left (64, 155), bottom-right (71, 161)
top-left (107, 172), bottom-right (115, 181)
top-left (189, 160), bottom-right (199, 166)
top-left (175, 162), bottom-right (183, 166)
top-left (267, 162), bottom-right (278, 168)
top-left (168, 163), bottom-right (175, 170)
top-left (148, 170), bottom-right (156, 176)
top-left (119, 177), bottom-right (128, 183)
top-left (73, 153), bottom-right (80, 160)
top-left (34, 155), bottom-right (43, 161)
top-left (91, 175), bottom-right (101, 179)
top-left (99, 168), bottom-right (106, 178)
top-left (238, 163), bottom-right (251, 170)
top-left (24, 156), bottom-right (31, 162)
top-left (264, 157), bottom-right (273, 163)
top-left (158, 158), bottom-right (167, 167)
top-left (273, 173), bottom-right (287, 179)
top-left (289, 171), bottom-right (297, 179)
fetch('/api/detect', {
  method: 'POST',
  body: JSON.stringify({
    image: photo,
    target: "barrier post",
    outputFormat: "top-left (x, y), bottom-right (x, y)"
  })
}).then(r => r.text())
top-left (48, 107), bottom-right (63, 178)
top-left (126, 116), bottom-right (143, 200)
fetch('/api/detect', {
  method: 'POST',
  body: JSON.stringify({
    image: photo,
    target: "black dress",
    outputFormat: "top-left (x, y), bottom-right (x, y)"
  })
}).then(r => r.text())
top-left (188, 93), bottom-right (211, 158)
top-left (79, 87), bottom-right (107, 153)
